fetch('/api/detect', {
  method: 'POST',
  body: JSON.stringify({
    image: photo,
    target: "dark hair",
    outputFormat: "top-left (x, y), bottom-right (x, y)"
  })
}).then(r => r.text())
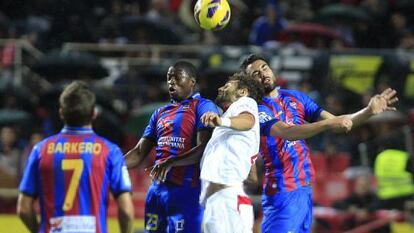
top-left (173, 61), bottom-right (197, 81)
top-left (229, 71), bottom-right (264, 103)
top-left (240, 54), bottom-right (269, 70)
top-left (59, 81), bottom-right (96, 126)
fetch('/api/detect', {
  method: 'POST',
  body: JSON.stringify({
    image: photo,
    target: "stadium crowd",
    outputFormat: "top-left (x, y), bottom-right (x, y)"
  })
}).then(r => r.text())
top-left (0, 0), bottom-right (414, 49)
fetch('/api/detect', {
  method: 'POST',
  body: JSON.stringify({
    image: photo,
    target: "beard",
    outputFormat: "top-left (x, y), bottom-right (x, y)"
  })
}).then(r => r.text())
top-left (264, 82), bottom-right (276, 94)
top-left (215, 92), bottom-right (233, 108)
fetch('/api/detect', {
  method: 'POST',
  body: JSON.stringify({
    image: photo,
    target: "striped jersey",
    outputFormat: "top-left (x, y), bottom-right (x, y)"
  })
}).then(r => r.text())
top-left (143, 92), bottom-right (219, 187)
top-left (19, 127), bottom-right (132, 233)
top-left (258, 89), bottom-right (323, 195)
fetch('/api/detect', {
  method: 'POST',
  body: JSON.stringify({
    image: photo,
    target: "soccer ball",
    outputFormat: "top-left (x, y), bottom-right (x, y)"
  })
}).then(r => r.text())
top-left (194, 0), bottom-right (231, 31)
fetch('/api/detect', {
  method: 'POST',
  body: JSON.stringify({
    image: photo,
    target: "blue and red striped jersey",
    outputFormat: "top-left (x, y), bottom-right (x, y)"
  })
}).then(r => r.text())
top-left (19, 127), bottom-right (131, 233)
top-left (258, 89), bottom-right (323, 195)
top-left (143, 92), bottom-right (219, 186)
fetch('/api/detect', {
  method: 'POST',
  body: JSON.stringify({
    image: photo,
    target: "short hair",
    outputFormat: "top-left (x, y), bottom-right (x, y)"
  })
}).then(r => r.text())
top-left (228, 71), bottom-right (264, 103)
top-left (240, 54), bottom-right (270, 70)
top-left (173, 61), bottom-right (197, 81)
top-left (59, 81), bottom-right (96, 126)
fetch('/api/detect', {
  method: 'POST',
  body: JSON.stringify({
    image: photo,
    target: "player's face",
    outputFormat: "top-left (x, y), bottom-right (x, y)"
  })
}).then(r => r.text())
top-left (245, 59), bottom-right (276, 94)
top-left (167, 66), bottom-right (195, 101)
top-left (216, 80), bottom-right (238, 106)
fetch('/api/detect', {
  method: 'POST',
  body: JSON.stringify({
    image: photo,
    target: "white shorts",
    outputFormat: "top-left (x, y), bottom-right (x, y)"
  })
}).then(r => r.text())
top-left (203, 186), bottom-right (254, 233)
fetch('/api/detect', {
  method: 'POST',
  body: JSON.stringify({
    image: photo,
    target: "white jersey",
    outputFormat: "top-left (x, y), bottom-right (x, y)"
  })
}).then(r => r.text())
top-left (200, 96), bottom-right (260, 186)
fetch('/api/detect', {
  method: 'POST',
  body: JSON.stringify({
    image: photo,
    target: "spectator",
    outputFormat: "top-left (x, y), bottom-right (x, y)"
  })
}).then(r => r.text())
top-left (374, 148), bottom-right (414, 211)
top-left (0, 126), bottom-right (23, 188)
top-left (249, 3), bottom-right (288, 46)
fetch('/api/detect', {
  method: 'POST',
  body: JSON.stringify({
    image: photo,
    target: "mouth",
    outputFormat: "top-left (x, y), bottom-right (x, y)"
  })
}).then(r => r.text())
top-left (168, 86), bottom-right (176, 93)
top-left (263, 77), bottom-right (272, 85)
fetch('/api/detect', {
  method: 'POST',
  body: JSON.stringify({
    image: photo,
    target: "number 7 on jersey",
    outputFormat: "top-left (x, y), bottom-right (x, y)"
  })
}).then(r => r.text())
top-left (61, 159), bottom-right (84, 211)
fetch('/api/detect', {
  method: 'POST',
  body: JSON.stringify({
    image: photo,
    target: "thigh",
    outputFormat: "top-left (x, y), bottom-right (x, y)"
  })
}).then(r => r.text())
top-left (203, 191), bottom-right (253, 233)
top-left (144, 184), bottom-right (167, 233)
top-left (261, 188), bottom-right (312, 233)
top-left (299, 189), bottom-right (313, 233)
top-left (203, 194), bottom-right (231, 233)
top-left (238, 195), bottom-right (254, 233)
top-left (166, 186), bottom-right (203, 233)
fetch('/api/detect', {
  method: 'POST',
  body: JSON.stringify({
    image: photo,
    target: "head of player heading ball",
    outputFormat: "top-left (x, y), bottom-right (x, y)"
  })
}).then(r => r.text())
top-left (194, 0), bottom-right (231, 31)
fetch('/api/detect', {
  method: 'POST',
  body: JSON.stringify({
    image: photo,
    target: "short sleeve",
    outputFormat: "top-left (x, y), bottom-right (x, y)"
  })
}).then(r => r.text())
top-left (19, 144), bottom-right (40, 197)
top-left (258, 105), bottom-right (279, 136)
top-left (142, 109), bottom-right (160, 141)
top-left (233, 97), bottom-right (258, 116)
top-left (196, 99), bottom-right (219, 130)
top-left (294, 91), bottom-right (323, 122)
top-left (109, 146), bottom-right (132, 197)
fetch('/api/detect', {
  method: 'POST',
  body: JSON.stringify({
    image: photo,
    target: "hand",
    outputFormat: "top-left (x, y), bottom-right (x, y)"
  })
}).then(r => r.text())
top-left (367, 88), bottom-right (398, 115)
top-left (201, 112), bottom-right (222, 127)
top-left (329, 116), bottom-right (353, 133)
top-left (148, 159), bottom-right (173, 183)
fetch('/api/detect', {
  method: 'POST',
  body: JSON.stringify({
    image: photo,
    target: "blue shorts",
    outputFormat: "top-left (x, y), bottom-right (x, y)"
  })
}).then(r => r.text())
top-left (262, 186), bottom-right (313, 233)
top-left (144, 182), bottom-right (203, 233)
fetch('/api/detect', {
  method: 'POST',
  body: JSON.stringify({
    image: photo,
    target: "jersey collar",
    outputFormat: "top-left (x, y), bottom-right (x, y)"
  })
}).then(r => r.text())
top-left (170, 92), bottom-right (201, 104)
top-left (61, 126), bottom-right (94, 134)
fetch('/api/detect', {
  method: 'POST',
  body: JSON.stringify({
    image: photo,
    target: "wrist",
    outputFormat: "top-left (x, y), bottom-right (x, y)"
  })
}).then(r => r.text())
top-left (220, 117), bottom-right (231, 128)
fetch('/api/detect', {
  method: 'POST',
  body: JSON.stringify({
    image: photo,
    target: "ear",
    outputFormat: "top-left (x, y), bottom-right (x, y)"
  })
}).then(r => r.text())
top-left (237, 88), bottom-right (248, 97)
top-left (59, 108), bottom-right (64, 120)
top-left (92, 107), bottom-right (97, 121)
top-left (190, 77), bottom-right (196, 88)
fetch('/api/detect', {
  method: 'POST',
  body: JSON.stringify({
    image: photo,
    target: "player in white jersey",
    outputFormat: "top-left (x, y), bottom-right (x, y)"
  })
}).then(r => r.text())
top-left (150, 71), bottom-right (264, 233)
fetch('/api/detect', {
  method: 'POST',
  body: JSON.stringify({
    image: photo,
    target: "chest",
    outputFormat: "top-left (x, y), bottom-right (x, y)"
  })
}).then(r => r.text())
top-left (156, 103), bottom-right (197, 135)
top-left (268, 98), bottom-right (304, 125)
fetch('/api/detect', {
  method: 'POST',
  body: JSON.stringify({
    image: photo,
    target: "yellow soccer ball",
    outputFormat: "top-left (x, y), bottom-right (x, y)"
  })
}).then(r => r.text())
top-left (194, 0), bottom-right (231, 31)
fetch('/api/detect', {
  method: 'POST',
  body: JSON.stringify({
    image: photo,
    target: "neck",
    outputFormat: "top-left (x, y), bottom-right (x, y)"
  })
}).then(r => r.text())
top-left (65, 124), bottom-right (92, 129)
top-left (267, 87), bottom-right (279, 97)
top-left (220, 102), bottom-right (231, 112)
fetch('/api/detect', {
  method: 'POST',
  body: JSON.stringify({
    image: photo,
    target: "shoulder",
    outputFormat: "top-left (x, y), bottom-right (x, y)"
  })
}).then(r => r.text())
top-left (194, 96), bottom-right (218, 112)
top-left (195, 96), bottom-right (216, 106)
top-left (279, 89), bottom-right (310, 102)
top-left (279, 89), bottom-right (305, 97)
top-left (36, 134), bottom-right (59, 147)
top-left (238, 96), bottom-right (256, 104)
top-left (94, 134), bottom-right (122, 152)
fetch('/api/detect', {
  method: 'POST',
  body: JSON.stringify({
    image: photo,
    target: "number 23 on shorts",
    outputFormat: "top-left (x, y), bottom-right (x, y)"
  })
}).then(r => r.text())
top-left (146, 213), bottom-right (158, 230)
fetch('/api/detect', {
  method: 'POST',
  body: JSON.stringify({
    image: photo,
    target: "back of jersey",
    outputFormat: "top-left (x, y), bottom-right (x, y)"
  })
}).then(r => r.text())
top-left (19, 127), bottom-right (131, 233)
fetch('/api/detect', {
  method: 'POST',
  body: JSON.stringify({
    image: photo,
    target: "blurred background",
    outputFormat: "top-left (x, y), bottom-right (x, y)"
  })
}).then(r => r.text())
top-left (0, 0), bottom-right (413, 232)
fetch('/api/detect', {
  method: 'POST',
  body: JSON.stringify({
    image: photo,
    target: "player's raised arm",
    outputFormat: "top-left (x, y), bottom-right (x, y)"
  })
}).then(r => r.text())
top-left (319, 88), bottom-right (398, 128)
top-left (259, 104), bottom-right (352, 141)
top-left (124, 138), bottom-right (155, 169)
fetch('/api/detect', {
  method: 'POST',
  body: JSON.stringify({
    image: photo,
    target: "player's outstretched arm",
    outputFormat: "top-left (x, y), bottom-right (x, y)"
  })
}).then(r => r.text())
top-left (124, 138), bottom-right (155, 169)
top-left (116, 192), bottom-right (134, 233)
top-left (319, 88), bottom-right (398, 128)
top-left (269, 116), bottom-right (353, 141)
top-left (17, 193), bottom-right (39, 233)
top-left (201, 111), bottom-right (255, 131)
